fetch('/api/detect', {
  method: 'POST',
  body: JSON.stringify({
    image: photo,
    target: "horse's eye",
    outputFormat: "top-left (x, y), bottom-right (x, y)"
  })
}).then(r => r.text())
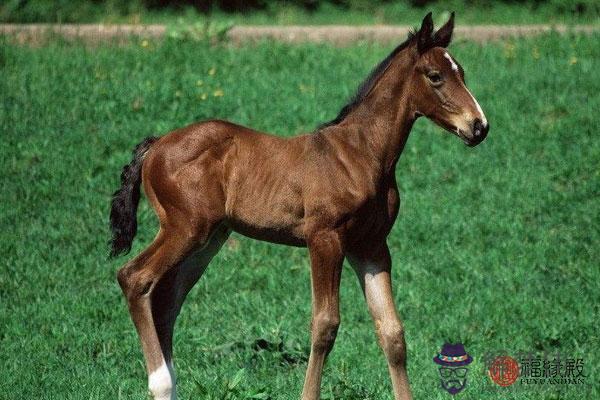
top-left (427, 72), bottom-right (443, 84)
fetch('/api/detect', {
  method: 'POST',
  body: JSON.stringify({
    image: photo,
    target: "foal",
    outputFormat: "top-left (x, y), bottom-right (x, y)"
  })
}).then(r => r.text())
top-left (110, 13), bottom-right (488, 400)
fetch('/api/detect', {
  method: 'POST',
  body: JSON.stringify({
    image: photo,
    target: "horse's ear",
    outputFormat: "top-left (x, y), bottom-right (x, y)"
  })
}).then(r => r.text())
top-left (433, 12), bottom-right (455, 48)
top-left (416, 12), bottom-right (434, 53)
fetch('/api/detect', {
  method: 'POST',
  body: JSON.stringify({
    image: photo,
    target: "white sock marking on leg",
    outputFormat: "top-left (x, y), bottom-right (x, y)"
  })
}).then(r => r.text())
top-left (148, 361), bottom-right (177, 400)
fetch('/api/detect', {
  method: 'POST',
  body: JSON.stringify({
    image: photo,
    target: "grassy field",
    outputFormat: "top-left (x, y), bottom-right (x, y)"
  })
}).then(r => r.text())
top-left (2, 1), bottom-right (600, 25)
top-left (128, 2), bottom-right (600, 26)
top-left (1, 33), bottom-right (598, 399)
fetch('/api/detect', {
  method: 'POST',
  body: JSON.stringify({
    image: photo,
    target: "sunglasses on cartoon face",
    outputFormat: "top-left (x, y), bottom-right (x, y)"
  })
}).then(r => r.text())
top-left (439, 367), bottom-right (468, 378)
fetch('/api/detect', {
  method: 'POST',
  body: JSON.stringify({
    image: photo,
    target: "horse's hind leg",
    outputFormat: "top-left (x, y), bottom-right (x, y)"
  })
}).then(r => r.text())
top-left (152, 223), bottom-right (231, 370)
top-left (117, 223), bottom-right (230, 400)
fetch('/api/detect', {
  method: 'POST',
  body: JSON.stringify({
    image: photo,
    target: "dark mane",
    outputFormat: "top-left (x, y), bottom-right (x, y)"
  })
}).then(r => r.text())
top-left (317, 32), bottom-right (416, 129)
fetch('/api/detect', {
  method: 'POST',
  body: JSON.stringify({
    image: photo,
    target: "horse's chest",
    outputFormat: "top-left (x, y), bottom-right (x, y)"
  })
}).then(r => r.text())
top-left (349, 185), bottom-right (399, 237)
top-left (309, 180), bottom-right (400, 240)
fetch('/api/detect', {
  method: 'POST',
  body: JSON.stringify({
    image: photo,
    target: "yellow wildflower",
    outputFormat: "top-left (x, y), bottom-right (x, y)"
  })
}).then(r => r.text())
top-left (298, 84), bottom-right (314, 93)
top-left (213, 89), bottom-right (224, 97)
top-left (503, 43), bottom-right (515, 60)
top-left (141, 40), bottom-right (149, 48)
top-left (208, 67), bottom-right (216, 76)
top-left (200, 93), bottom-right (207, 100)
top-left (196, 80), bottom-right (204, 87)
top-left (569, 56), bottom-right (578, 65)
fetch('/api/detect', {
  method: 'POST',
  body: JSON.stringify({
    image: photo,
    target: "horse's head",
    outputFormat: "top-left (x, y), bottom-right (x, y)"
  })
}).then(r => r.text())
top-left (409, 13), bottom-right (489, 147)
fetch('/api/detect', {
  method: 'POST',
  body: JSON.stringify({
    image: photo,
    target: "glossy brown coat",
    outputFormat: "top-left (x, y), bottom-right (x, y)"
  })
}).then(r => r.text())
top-left (112, 13), bottom-right (488, 400)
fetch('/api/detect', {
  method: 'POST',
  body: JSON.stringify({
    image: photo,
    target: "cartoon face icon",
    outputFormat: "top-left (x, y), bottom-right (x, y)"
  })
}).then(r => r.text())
top-left (434, 343), bottom-right (473, 395)
top-left (439, 366), bottom-right (469, 395)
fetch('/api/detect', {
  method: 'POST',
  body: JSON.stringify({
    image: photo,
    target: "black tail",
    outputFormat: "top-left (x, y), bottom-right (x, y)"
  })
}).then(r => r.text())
top-left (109, 136), bottom-right (158, 258)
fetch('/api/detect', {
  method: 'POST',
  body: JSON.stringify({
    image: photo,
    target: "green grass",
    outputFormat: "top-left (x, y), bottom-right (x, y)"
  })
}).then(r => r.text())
top-left (2, 1), bottom-right (600, 25)
top-left (140, 2), bottom-right (600, 26)
top-left (1, 34), bottom-right (598, 399)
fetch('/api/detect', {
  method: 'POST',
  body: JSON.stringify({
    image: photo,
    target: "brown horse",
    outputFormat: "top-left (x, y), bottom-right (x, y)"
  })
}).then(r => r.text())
top-left (110, 12), bottom-right (488, 400)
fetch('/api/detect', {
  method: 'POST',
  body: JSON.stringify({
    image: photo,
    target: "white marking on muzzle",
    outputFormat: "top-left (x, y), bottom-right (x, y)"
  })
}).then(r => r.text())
top-left (445, 52), bottom-right (488, 126)
top-left (443, 52), bottom-right (458, 72)
top-left (148, 361), bottom-right (176, 400)
top-left (465, 86), bottom-right (487, 126)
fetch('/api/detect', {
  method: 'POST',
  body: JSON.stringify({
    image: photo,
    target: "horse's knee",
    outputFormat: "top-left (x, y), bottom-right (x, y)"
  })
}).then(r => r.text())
top-left (311, 313), bottom-right (340, 353)
top-left (378, 322), bottom-right (407, 366)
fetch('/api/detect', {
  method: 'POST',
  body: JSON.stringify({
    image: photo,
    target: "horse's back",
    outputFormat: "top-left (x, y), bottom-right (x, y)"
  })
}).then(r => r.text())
top-left (140, 119), bottom-right (306, 236)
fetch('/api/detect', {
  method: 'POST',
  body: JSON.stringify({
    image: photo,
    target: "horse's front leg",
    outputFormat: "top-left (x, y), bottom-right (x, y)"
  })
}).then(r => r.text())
top-left (301, 232), bottom-right (344, 400)
top-left (348, 243), bottom-right (412, 400)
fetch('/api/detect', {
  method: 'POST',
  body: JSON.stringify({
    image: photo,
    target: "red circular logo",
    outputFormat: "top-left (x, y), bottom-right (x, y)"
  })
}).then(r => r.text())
top-left (488, 356), bottom-right (520, 387)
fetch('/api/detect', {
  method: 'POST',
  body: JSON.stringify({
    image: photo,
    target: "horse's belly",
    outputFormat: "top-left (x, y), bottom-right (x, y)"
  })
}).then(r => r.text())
top-left (224, 199), bottom-right (306, 247)
top-left (226, 219), bottom-right (306, 247)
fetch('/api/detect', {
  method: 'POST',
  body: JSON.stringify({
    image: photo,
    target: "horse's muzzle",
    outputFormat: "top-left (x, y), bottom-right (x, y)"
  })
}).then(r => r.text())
top-left (467, 118), bottom-right (489, 147)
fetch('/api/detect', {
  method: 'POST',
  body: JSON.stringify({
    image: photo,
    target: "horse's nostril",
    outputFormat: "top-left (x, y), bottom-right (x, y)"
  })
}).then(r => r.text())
top-left (473, 119), bottom-right (483, 137)
top-left (470, 119), bottom-right (489, 143)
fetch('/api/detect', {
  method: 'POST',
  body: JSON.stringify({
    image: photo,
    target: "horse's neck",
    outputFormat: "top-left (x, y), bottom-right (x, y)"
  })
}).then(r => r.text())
top-left (337, 85), bottom-right (415, 174)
